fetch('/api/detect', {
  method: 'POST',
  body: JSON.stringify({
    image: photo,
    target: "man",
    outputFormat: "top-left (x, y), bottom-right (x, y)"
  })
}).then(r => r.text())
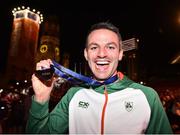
top-left (26, 22), bottom-right (173, 134)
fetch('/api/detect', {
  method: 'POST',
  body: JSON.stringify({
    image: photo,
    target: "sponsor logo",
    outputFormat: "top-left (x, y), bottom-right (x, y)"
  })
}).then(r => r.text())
top-left (124, 101), bottom-right (133, 112)
top-left (78, 101), bottom-right (89, 109)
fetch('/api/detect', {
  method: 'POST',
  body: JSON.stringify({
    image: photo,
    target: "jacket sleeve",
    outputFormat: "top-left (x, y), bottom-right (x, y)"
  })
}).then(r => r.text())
top-left (26, 94), bottom-right (69, 134)
top-left (145, 89), bottom-right (173, 134)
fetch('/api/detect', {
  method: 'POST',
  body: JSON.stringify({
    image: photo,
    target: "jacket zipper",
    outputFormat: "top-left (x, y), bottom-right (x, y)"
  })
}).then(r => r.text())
top-left (101, 85), bottom-right (108, 135)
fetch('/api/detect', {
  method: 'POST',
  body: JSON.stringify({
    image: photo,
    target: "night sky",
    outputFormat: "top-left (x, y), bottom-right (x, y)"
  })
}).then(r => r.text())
top-left (0, 0), bottom-right (180, 77)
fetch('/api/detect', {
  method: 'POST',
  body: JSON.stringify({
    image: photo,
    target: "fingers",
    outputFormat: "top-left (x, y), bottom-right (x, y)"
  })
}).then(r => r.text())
top-left (31, 74), bottom-right (39, 82)
top-left (36, 59), bottom-right (53, 70)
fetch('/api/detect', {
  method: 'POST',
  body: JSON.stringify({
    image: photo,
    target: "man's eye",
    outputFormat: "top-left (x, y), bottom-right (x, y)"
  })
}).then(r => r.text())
top-left (90, 47), bottom-right (97, 50)
top-left (108, 46), bottom-right (115, 50)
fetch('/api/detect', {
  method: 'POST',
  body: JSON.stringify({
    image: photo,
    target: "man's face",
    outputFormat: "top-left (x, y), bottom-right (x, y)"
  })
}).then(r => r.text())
top-left (84, 29), bottom-right (123, 81)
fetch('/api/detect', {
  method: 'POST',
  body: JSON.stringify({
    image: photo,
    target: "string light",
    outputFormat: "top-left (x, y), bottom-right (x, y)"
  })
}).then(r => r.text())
top-left (12, 6), bottom-right (43, 24)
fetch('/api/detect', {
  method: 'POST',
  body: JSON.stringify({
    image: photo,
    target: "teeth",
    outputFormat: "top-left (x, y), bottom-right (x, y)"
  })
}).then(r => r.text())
top-left (96, 61), bottom-right (109, 64)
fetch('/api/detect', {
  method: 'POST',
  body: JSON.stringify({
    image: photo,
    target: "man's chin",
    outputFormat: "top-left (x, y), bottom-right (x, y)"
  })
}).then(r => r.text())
top-left (93, 76), bottom-right (109, 82)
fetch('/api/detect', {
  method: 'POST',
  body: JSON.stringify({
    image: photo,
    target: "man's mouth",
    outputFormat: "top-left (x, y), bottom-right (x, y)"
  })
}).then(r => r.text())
top-left (95, 60), bottom-right (110, 70)
top-left (96, 61), bottom-right (109, 65)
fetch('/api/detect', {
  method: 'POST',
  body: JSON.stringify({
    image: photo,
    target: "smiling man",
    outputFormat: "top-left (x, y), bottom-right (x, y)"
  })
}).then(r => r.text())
top-left (26, 22), bottom-right (173, 134)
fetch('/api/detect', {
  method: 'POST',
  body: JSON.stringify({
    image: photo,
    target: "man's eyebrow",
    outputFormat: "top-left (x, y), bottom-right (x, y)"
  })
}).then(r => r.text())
top-left (106, 42), bottom-right (118, 46)
top-left (88, 42), bottom-right (99, 46)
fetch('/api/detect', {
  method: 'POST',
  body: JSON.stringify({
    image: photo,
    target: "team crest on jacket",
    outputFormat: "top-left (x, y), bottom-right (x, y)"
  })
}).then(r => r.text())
top-left (124, 101), bottom-right (133, 112)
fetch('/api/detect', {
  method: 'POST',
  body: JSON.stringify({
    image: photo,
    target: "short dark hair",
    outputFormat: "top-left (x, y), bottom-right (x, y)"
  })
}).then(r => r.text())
top-left (86, 22), bottom-right (122, 48)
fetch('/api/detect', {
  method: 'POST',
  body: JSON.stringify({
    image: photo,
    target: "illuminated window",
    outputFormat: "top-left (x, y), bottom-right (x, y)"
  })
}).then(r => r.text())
top-left (16, 12), bottom-right (24, 18)
top-left (28, 12), bottom-right (37, 21)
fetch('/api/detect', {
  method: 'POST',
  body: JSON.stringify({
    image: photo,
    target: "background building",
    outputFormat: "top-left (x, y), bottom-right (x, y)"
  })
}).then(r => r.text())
top-left (121, 38), bottom-right (139, 81)
top-left (36, 15), bottom-right (60, 63)
top-left (6, 6), bottom-right (43, 84)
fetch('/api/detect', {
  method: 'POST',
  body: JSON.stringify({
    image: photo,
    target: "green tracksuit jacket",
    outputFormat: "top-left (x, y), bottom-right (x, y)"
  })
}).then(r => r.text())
top-left (26, 75), bottom-right (173, 134)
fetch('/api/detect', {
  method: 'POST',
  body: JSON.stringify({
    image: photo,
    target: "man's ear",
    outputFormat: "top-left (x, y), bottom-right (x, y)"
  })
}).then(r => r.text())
top-left (118, 49), bottom-right (124, 61)
top-left (84, 48), bottom-right (88, 61)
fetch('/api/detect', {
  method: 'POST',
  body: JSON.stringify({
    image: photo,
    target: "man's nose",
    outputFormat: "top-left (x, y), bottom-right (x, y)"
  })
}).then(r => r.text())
top-left (98, 48), bottom-right (107, 57)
